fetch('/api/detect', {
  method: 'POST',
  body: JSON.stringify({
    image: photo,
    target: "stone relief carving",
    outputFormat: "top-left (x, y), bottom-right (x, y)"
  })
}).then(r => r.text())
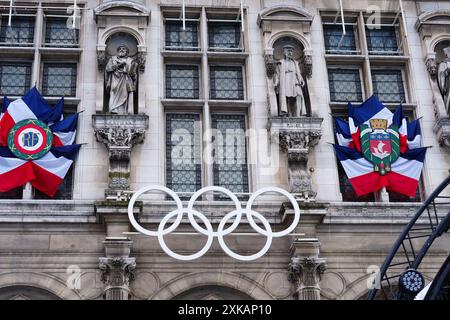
top-left (92, 114), bottom-right (148, 200)
top-left (270, 117), bottom-right (323, 200)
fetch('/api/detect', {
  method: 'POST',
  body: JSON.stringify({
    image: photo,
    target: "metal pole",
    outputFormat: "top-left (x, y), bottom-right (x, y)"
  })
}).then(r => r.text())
top-left (8, 0), bottom-right (13, 26)
top-left (182, 0), bottom-right (185, 30)
top-left (337, 0), bottom-right (346, 48)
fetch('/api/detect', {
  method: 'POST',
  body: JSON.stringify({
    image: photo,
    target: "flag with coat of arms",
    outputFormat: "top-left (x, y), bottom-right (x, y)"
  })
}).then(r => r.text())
top-left (0, 87), bottom-right (81, 197)
top-left (333, 95), bottom-right (426, 197)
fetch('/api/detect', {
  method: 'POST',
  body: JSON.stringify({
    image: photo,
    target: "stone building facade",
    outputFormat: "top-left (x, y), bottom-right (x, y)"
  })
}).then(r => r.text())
top-left (0, 0), bottom-right (449, 300)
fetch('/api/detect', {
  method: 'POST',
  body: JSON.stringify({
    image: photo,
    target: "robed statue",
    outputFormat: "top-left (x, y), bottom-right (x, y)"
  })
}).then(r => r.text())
top-left (273, 45), bottom-right (306, 117)
top-left (105, 45), bottom-right (138, 114)
top-left (438, 47), bottom-right (450, 113)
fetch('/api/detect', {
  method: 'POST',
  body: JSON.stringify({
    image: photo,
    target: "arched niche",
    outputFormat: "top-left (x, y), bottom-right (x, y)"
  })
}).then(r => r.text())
top-left (99, 31), bottom-right (142, 114)
top-left (94, 1), bottom-right (149, 114)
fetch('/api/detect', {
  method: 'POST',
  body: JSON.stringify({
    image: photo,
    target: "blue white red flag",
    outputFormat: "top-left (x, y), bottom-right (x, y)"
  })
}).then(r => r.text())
top-left (0, 87), bottom-right (80, 197)
top-left (333, 95), bottom-right (425, 197)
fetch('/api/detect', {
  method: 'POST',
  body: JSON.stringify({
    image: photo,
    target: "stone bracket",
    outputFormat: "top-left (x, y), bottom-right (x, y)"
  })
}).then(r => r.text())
top-left (433, 117), bottom-right (450, 151)
top-left (269, 117), bottom-right (323, 200)
top-left (93, 114), bottom-right (149, 200)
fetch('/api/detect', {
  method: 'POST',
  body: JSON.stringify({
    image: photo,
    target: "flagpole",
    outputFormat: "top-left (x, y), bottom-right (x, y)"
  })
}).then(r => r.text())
top-left (240, 0), bottom-right (244, 33)
top-left (72, 0), bottom-right (77, 29)
top-left (8, 0), bottom-right (13, 27)
top-left (182, 0), bottom-right (185, 31)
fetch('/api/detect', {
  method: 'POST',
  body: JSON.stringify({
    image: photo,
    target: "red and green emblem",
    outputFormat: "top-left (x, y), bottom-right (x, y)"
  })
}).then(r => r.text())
top-left (360, 118), bottom-right (400, 175)
top-left (7, 119), bottom-right (53, 160)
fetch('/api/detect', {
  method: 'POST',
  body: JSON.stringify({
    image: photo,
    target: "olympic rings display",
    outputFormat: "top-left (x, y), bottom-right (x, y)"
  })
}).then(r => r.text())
top-left (127, 185), bottom-right (301, 261)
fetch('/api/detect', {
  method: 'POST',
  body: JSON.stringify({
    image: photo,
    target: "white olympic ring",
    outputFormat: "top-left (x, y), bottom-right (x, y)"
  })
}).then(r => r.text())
top-left (127, 185), bottom-right (301, 261)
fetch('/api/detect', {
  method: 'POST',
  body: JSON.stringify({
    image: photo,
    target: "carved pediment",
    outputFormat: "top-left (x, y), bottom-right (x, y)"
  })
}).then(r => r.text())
top-left (257, 5), bottom-right (314, 27)
top-left (415, 10), bottom-right (450, 31)
top-left (94, 1), bottom-right (150, 19)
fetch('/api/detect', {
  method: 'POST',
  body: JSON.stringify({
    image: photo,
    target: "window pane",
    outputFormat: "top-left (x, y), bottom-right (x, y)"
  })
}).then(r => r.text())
top-left (33, 167), bottom-right (74, 199)
top-left (166, 65), bottom-right (199, 99)
top-left (166, 114), bottom-right (202, 195)
top-left (0, 16), bottom-right (35, 46)
top-left (366, 26), bottom-right (398, 54)
top-left (328, 68), bottom-right (362, 102)
top-left (338, 162), bottom-right (375, 202)
top-left (165, 21), bottom-right (198, 50)
top-left (42, 63), bottom-right (77, 97)
top-left (0, 63), bottom-right (32, 96)
top-left (210, 66), bottom-right (244, 100)
top-left (371, 70), bottom-right (405, 103)
top-left (0, 187), bottom-right (23, 199)
top-left (208, 22), bottom-right (241, 51)
top-left (323, 24), bottom-right (357, 54)
top-left (45, 17), bottom-right (78, 46)
top-left (212, 115), bottom-right (248, 198)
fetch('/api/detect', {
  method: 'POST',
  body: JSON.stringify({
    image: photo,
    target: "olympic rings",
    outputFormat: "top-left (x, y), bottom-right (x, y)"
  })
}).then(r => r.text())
top-left (127, 185), bottom-right (301, 261)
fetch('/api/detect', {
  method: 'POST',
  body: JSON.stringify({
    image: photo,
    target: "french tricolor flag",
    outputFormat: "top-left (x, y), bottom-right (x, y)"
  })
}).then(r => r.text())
top-left (333, 95), bottom-right (426, 197)
top-left (0, 87), bottom-right (81, 197)
top-left (0, 145), bottom-right (80, 197)
top-left (334, 144), bottom-right (427, 197)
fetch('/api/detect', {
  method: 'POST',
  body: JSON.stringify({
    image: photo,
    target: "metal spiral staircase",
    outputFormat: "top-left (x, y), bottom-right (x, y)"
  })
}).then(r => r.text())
top-left (367, 173), bottom-right (450, 300)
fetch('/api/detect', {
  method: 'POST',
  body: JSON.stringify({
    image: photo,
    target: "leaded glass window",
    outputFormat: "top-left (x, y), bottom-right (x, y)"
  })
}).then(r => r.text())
top-left (0, 63), bottom-right (32, 96)
top-left (166, 114), bottom-right (202, 195)
top-left (212, 115), bottom-right (248, 198)
top-left (338, 162), bottom-right (375, 202)
top-left (165, 21), bottom-right (198, 50)
top-left (166, 65), bottom-right (199, 99)
top-left (210, 66), bottom-right (244, 100)
top-left (323, 24), bottom-right (357, 54)
top-left (208, 22), bottom-right (241, 51)
top-left (371, 70), bottom-right (405, 103)
top-left (44, 17), bottom-right (78, 47)
top-left (0, 187), bottom-right (23, 199)
top-left (0, 16), bottom-right (34, 46)
top-left (42, 63), bottom-right (77, 97)
top-left (366, 26), bottom-right (398, 54)
top-left (328, 68), bottom-right (363, 102)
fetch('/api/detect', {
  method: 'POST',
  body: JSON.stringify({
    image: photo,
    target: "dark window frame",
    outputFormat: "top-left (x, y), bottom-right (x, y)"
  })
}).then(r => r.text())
top-left (208, 21), bottom-right (242, 51)
top-left (0, 15), bottom-right (35, 46)
top-left (328, 68), bottom-right (363, 102)
top-left (42, 62), bottom-right (77, 97)
top-left (44, 16), bottom-right (79, 47)
top-left (371, 69), bottom-right (406, 103)
top-left (166, 113), bottom-right (202, 197)
top-left (209, 66), bottom-right (244, 100)
top-left (366, 25), bottom-right (399, 55)
top-left (165, 64), bottom-right (200, 99)
top-left (0, 62), bottom-right (32, 96)
top-left (165, 20), bottom-right (199, 51)
top-left (323, 23), bottom-right (358, 54)
top-left (211, 114), bottom-right (249, 200)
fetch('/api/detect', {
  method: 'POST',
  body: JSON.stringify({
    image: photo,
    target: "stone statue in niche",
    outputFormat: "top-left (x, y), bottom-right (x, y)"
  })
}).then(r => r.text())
top-left (105, 45), bottom-right (138, 114)
top-left (437, 47), bottom-right (450, 113)
top-left (273, 45), bottom-right (306, 117)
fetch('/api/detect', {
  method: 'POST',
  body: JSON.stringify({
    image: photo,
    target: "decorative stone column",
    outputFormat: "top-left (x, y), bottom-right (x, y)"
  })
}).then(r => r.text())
top-left (288, 238), bottom-right (326, 300)
top-left (99, 237), bottom-right (136, 300)
top-left (270, 117), bottom-right (323, 201)
top-left (93, 114), bottom-right (148, 200)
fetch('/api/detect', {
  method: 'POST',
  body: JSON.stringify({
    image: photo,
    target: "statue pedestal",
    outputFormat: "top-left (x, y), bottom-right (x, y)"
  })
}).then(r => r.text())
top-left (93, 114), bottom-right (148, 200)
top-left (269, 117), bottom-right (323, 201)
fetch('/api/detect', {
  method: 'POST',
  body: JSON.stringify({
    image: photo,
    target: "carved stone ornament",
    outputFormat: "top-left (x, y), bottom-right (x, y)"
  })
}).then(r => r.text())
top-left (426, 57), bottom-right (437, 78)
top-left (93, 114), bottom-right (149, 200)
top-left (270, 117), bottom-right (323, 200)
top-left (301, 51), bottom-right (313, 79)
top-left (99, 237), bottom-right (136, 300)
top-left (433, 117), bottom-right (450, 150)
top-left (265, 53), bottom-right (276, 78)
top-left (288, 257), bottom-right (326, 300)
